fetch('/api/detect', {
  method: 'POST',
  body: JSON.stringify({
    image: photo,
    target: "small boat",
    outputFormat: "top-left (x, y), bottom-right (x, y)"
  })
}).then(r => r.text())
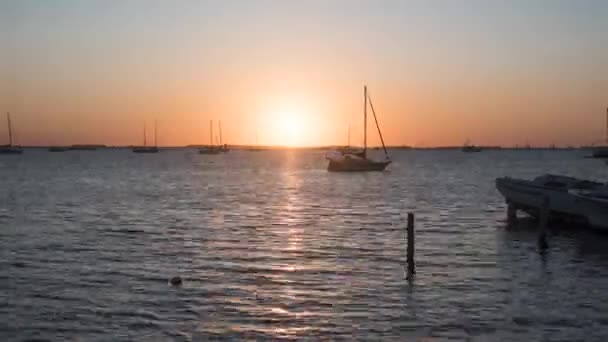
top-left (69, 145), bottom-right (103, 150)
top-left (0, 113), bottom-right (23, 155)
top-left (199, 120), bottom-right (221, 154)
top-left (48, 146), bottom-right (70, 152)
top-left (326, 86), bottom-right (391, 172)
top-left (571, 189), bottom-right (608, 230)
top-left (132, 120), bottom-right (159, 153)
top-left (496, 174), bottom-right (608, 229)
top-left (462, 140), bottom-right (482, 152)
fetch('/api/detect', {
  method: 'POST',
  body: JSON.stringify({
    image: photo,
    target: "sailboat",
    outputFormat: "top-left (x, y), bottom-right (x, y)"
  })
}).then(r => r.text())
top-left (592, 108), bottom-right (608, 158)
top-left (462, 139), bottom-right (482, 152)
top-left (0, 112), bottom-right (23, 154)
top-left (132, 120), bottom-right (159, 153)
top-left (326, 86), bottom-right (391, 172)
top-left (218, 120), bottom-right (229, 153)
top-left (338, 123), bottom-right (362, 155)
top-left (199, 120), bottom-right (220, 154)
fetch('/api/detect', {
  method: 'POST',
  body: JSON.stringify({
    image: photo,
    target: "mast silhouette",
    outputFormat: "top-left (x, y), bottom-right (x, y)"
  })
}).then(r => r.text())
top-left (363, 86), bottom-right (367, 157)
top-left (7, 112), bottom-right (13, 146)
top-left (367, 91), bottom-right (389, 158)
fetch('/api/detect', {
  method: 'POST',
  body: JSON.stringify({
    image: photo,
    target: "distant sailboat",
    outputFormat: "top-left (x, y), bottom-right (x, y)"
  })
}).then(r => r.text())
top-left (0, 112), bottom-right (23, 155)
top-left (326, 86), bottom-right (390, 171)
top-left (462, 139), bottom-right (482, 152)
top-left (218, 120), bottom-right (229, 153)
top-left (132, 120), bottom-right (159, 153)
top-left (592, 108), bottom-right (608, 158)
top-left (199, 120), bottom-right (220, 154)
top-left (338, 123), bottom-right (363, 155)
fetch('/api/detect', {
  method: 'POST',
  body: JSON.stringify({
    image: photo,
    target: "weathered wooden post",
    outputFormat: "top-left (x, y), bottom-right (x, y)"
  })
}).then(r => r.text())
top-left (407, 213), bottom-right (415, 277)
top-left (538, 196), bottom-right (549, 251)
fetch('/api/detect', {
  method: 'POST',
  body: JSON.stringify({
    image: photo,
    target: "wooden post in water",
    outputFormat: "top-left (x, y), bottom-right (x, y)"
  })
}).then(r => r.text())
top-left (538, 196), bottom-right (549, 251)
top-left (406, 213), bottom-right (415, 277)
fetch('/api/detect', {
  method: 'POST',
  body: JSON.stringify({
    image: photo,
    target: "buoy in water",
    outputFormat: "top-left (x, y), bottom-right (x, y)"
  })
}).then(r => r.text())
top-left (169, 276), bottom-right (182, 286)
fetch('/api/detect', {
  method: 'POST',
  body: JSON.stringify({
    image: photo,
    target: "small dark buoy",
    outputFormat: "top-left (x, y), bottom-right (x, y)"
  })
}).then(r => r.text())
top-left (169, 276), bottom-right (182, 286)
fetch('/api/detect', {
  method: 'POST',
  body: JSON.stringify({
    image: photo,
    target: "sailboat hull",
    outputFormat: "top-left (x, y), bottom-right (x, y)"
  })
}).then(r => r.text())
top-left (198, 148), bottom-right (221, 154)
top-left (327, 158), bottom-right (390, 172)
top-left (0, 148), bottom-right (23, 155)
top-left (132, 147), bottom-right (159, 153)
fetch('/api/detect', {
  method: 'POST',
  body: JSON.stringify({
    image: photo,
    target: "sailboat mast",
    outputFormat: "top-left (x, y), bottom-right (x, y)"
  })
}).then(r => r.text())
top-left (367, 92), bottom-right (389, 159)
top-left (143, 122), bottom-right (147, 147)
top-left (219, 120), bottom-right (223, 146)
top-left (154, 119), bottom-right (158, 148)
top-left (347, 123), bottom-right (351, 147)
top-left (210, 120), bottom-right (214, 147)
top-left (363, 86), bottom-right (367, 155)
top-left (7, 112), bottom-right (13, 147)
top-left (605, 107), bottom-right (607, 145)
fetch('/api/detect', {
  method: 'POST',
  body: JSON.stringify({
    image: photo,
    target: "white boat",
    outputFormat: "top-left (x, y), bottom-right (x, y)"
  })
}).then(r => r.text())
top-left (572, 189), bottom-right (608, 230)
top-left (496, 174), bottom-right (608, 229)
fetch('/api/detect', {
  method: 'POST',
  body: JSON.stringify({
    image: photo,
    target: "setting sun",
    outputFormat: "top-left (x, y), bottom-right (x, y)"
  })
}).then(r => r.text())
top-left (272, 108), bottom-right (308, 147)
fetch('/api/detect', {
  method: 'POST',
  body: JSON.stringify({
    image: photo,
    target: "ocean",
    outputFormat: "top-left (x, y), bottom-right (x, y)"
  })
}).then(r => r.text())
top-left (1, 148), bottom-right (607, 341)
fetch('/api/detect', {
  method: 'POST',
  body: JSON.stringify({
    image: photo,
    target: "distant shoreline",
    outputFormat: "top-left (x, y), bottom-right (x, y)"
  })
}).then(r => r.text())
top-left (12, 145), bottom-right (598, 151)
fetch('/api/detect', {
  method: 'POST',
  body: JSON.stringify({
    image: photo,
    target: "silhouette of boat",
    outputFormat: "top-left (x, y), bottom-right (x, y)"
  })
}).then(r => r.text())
top-left (218, 121), bottom-right (229, 153)
top-left (199, 120), bottom-right (221, 154)
top-left (0, 113), bottom-right (23, 155)
top-left (69, 145), bottom-right (103, 150)
top-left (132, 120), bottom-right (159, 153)
top-left (327, 86), bottom-right (390, 172)
top-left (462, 140), bottom-right (482, 152)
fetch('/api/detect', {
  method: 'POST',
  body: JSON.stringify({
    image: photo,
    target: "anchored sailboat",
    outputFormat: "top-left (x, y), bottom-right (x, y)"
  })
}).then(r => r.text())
top-left (218, 120), bottom-right (229, 153)
top-left (326, 86), bottom-right (390, 172)
top-left (462, 139), bottom-right (482, 152)
top-left (132, 120), bottom-right (159, 153)
top-left (1, 112), bottom-right (23, 155)
top-left (199, 120), bottom-right (220, 154)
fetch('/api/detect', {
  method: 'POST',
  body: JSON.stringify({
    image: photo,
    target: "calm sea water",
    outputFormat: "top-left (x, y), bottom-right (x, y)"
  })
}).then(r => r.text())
top-left (1, 149), bottom-right (608, 341)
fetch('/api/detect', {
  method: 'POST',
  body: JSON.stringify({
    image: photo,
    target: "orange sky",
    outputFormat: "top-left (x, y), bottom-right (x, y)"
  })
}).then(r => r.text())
top-left (1, 1), bottom-right (607, 147)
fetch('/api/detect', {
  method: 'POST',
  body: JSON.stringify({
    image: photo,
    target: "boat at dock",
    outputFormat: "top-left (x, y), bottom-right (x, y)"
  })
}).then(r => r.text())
top-left (132, 120), bottom-right (159, 153)
top-left (326, 86), bottom-right (391, 172)
top-left (0, 113), bottom-right (23, 155)
top-left (496, 174), bottom-right (608, 230)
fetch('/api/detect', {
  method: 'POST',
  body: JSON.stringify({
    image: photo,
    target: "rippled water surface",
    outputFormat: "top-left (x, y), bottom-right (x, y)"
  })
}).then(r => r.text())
top-left (2, 149), bottom-right (608, 341)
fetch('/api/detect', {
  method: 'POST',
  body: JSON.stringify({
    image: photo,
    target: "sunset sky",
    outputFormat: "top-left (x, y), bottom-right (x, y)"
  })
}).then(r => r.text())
top-left (1, 0), bottom-right (606, 147)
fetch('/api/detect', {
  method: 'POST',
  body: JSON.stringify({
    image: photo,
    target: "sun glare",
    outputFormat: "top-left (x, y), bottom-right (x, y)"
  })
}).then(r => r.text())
top-left (273, 108), bottom-right (306, 146)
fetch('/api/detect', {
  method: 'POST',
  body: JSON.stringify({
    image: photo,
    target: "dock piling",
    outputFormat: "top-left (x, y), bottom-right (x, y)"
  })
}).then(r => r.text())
top-left (406, 213), bottom-right (415, 277)
top-left (538, 196), bottom-right (549, 251)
